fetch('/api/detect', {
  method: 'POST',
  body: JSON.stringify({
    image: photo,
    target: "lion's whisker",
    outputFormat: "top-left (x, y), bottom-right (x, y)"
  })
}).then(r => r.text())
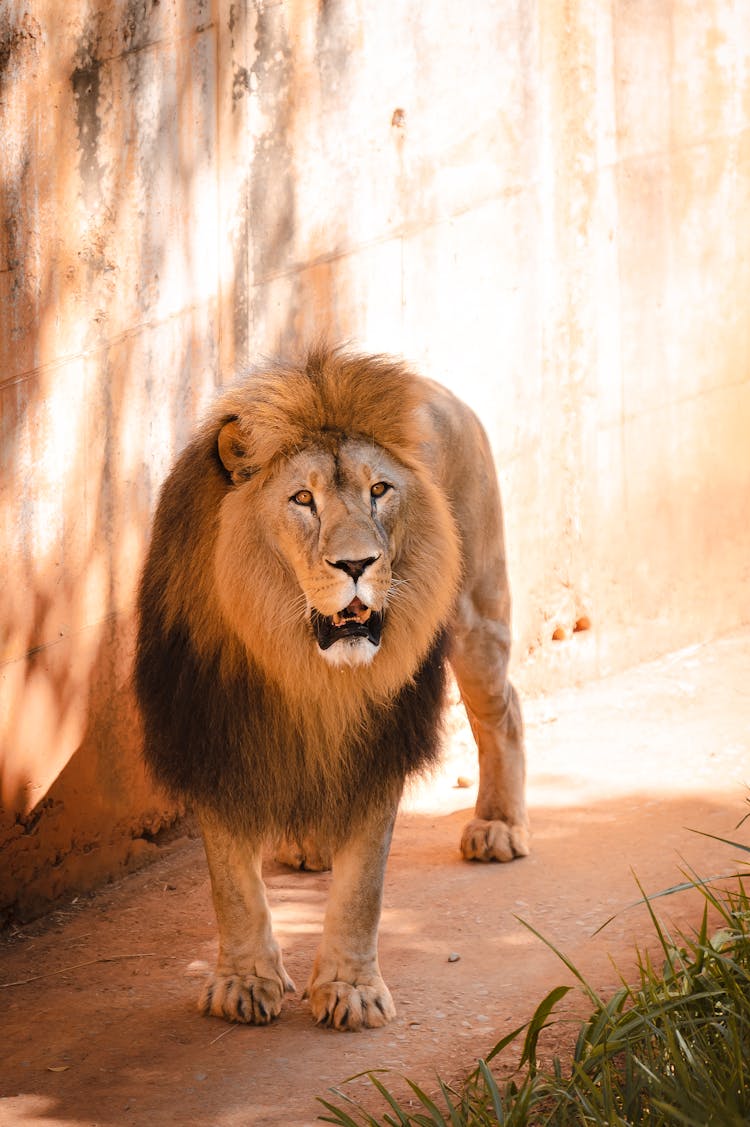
top-left (275, 595), bottom-right (309, 632)
top-left (388, 578), bottom-right (410, 597)
top-left (386, 579), bottom-right (410, 609)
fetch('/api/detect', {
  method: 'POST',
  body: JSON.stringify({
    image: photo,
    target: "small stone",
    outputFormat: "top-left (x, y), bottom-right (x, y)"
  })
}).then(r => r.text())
top-left (456, 776), bottom-right (473, 788)
top-left (448, 952), bottom-right (461, 963)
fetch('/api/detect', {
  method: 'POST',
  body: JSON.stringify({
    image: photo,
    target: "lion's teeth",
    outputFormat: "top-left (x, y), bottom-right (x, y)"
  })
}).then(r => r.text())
top-left (330, 603), bottom-right (373, 627)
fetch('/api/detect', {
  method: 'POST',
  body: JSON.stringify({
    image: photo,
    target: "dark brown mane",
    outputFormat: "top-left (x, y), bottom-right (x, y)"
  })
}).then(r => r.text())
top-left (135, 609), bottom-right (448, 843)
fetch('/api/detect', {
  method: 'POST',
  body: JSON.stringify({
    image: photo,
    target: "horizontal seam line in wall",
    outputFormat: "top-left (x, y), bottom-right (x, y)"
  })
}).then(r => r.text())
top-left (0, 612), bottom-right (121, 671)
top-left (0, 299), bottom-right (216, 393)
top-left (598, 122), bottom-right (750, 174)
top-left (617, 376), bottom-right (750, 428)
top-left (251, 184), bottom-right (529, 287)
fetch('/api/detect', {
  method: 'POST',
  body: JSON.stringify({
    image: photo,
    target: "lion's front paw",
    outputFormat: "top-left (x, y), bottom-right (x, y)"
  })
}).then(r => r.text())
top-left (307, 978), bottom-right (396, 1031)
top-left (199, 968), bottom-right (295, 1025)
top-left (461, 817), bottom-right (530, 862)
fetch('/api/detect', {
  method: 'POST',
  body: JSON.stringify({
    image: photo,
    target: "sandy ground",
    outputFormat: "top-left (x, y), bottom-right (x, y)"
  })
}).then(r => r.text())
top-left (2, 628), bottom-right (749, 1126)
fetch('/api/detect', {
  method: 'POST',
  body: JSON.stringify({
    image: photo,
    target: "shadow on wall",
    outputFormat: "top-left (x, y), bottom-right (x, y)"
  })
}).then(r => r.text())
top-left (1, 0), bottom-right (370, 924)
top-left (0, 1), bottom-right (231, 922)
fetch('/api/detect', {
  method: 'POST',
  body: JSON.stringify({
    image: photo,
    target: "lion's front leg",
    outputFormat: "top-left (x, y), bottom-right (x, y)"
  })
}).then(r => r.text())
top-left (198, 813), bottom-right (295, 1024)
top-left (306, 807), bottom-right (397, 1031)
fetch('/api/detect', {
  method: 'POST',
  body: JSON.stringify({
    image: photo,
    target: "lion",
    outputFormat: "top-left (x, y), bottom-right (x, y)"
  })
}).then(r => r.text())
top-left (135, 346), bottom-right (529, 1032)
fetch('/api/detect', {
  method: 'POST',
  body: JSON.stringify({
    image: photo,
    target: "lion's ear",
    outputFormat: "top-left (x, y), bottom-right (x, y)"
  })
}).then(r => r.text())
top-left (218, 419), bottom-right (255, 484)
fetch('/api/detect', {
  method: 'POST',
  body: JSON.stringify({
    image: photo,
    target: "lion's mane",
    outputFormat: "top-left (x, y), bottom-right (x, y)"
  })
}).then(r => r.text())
top-left (135, 348), bottom-right (461, 845)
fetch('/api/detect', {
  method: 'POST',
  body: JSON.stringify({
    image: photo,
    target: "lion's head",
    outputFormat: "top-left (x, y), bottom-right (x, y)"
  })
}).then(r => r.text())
top-left (204, 348), bottom-right (462, 702)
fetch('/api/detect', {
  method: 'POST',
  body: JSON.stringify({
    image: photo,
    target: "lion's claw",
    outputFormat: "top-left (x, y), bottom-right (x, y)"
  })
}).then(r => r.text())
top-left (308, 979), bottom-right (396, 1031)
top-left (461, 817), bottom-right (530, 862)
top-left (199, 969), bottom-right (294, 1025)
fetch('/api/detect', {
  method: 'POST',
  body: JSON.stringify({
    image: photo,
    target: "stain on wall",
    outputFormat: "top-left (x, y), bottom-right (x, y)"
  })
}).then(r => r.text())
top-left (1, 0), bottom-right (221, 922)
top-left (2, 0), bottom-right (750, 921)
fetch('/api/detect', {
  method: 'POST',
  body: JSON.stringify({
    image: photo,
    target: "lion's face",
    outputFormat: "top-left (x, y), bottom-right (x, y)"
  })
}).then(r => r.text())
top-left (266, 438), bottom-right (407, 668)
top-left (210, 357), bottom-right (461, 706)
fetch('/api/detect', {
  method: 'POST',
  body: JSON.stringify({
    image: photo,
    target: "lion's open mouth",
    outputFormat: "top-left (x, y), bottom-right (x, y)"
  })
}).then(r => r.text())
top-left (311, 597), bottom-right (383, 651)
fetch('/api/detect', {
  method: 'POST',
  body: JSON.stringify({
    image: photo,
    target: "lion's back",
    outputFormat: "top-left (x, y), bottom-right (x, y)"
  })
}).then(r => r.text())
top-left (419, 380), bottom-right (508, 587)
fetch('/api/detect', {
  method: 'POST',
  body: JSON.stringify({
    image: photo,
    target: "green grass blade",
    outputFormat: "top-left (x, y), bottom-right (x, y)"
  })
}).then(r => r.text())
top-left (519, 984), bottom-right (572, 1073)
top-left (483, 1021), bottom-right (529, 1064)
top-left (403, 1078), bottom-right (450, 1126)
top-left (317, 1095), bottom-right (375, 1127)
top-left (367, 1074), bottom-right (413, 1125)
top-left (435, 1077), bottom-right (465, 1127)
top-left (476, 1059), bottom-right (505, 1124)
top-left (689, 828), bottom-right (750, 855)
top-left (516, 916), bottom-right (602, 1005)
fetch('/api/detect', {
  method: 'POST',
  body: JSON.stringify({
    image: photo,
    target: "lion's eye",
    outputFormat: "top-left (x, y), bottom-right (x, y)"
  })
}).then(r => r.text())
top-left (291, 489), bottom-right (314, 507)
top-left (370, 482), bottom-right (391, 499)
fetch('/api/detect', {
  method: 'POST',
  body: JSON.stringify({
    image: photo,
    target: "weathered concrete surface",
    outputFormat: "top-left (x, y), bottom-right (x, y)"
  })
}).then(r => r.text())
top-left (2, 2), bottom-right (750, 915)
top-left (0, 0), bottom-right (224, 917)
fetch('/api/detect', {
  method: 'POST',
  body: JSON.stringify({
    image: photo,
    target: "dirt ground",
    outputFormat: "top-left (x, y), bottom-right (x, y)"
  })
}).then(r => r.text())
top-left (2, 628), bottom-right (749, 1126)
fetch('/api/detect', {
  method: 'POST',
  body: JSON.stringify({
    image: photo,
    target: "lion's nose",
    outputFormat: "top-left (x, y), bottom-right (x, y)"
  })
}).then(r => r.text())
top-left (327, 556), bottom-right (379, 581)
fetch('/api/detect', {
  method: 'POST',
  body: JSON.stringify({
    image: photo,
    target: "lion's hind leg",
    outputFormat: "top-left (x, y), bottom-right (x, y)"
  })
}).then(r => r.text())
top-left (450, 601), bottom-right (530, 863)
top-left (275, 833), bottom-right (332, 872)
top-left (199, 814), bottom-right (295, 1024)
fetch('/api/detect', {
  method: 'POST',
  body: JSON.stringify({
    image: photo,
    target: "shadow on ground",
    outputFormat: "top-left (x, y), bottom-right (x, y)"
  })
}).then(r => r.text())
top-left (2, 630), bottom-right (749, 1126)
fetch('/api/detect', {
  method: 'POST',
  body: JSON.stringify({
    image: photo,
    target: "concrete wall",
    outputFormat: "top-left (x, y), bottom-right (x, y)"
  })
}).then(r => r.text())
top-left (2, 0), bottom-right (749, 921)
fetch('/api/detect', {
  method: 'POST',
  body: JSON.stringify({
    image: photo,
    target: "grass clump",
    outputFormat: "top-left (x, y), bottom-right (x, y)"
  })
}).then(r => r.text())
top-left (318, 876), bottom-right (750, 1126)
